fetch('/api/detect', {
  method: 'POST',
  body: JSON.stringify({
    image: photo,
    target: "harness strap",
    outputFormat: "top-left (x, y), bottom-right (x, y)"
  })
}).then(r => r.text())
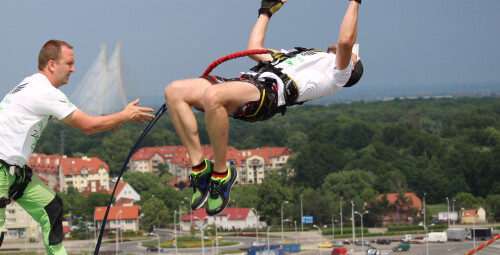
top-left (0, 159), bottom-right (32, 201)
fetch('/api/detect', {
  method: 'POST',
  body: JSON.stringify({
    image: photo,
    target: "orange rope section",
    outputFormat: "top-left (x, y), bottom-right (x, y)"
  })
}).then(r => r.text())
top-left (464, 233), bottom-right (500, 255)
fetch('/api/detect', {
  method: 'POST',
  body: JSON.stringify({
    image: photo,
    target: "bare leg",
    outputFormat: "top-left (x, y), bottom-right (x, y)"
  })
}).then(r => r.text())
top-left (164, 78), bottom-right (212, 166)
top-left (203, 81), bottom-right (260, 173)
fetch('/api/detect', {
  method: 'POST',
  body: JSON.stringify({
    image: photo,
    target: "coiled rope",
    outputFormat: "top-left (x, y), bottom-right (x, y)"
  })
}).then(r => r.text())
top-left (94, 49), bottom-right (269, 254)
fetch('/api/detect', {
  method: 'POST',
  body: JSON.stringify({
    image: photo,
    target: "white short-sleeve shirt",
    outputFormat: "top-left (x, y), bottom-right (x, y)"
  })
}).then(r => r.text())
top-left (275, 49), bottom-right (352, 103)
top-left (0, 73), bottom-right (77, 166)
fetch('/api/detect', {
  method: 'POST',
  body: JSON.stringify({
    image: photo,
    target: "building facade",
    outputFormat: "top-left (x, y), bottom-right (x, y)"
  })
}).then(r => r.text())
top-left (3, 201), bottom-right (41, 242)
top-left (29, 153), bottom-right (110, 193)
top-left (129, 146), bottom-right (293, 185)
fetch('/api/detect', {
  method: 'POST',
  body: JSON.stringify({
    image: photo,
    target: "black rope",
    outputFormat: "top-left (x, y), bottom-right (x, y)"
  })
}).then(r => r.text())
top-left (94, 103), bottom-right (168, 255)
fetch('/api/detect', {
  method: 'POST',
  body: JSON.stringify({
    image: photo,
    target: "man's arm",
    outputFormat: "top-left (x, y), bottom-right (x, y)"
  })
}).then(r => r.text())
top-left (336, 0), bottom-right (360, 70)
top-left (247, 0), bottom-right (287, 62)
top-left (60, 98), bottom-right (155, 135)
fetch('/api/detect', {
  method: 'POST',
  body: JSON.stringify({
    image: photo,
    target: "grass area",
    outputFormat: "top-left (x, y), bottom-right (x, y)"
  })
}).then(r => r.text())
top-left (142, 236), bottom-right (238, 249)
top-left (426, 203), bottom-right (448, 216)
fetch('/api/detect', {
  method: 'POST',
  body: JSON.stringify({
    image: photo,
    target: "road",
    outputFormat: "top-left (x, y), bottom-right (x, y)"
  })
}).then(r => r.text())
top-left (2, 230), bottom-right (499, 254)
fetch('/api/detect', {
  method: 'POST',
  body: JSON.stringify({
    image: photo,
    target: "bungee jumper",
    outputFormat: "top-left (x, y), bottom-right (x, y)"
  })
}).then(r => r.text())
top-left (164, 0), bottom-right (364, 216)
top-left (0, 40), bottom-right (155, 255)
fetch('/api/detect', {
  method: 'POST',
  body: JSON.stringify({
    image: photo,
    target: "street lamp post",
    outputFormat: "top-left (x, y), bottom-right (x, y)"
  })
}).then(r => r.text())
top-left (419, 222), bottom-right (434, 255)
top-left (251, 208), bottom-right (259, 245)
top-left (446, 197), bottom-right (450, 228)
top-left (313, 225), bottom-right (326, 255)
top-left (453, 199), bottom-right (456, 226)
top-left (233, 199), bottom-right (238, 237)
top-left (174, 210), bottom-right (178, 255)
top-left (150, 232), bottom-right (161, 255)
top-left (300, 195), bottom-right (303, 232)
top-left (194, 216), bottom-right (208, 255)
top-left (351, 201), bottom-right (355, 250)
top-left (115, 210), bottom-right (122, 255)
top-left (94, 208), bottom-right (102, 244)
top-left (204, 237), bottom-right (214, 255)
top-left (267, 226), bottom-right (273, 255)
top-left (354, 211), bottom-right (369, 253)
top-left (281, 201), bottom-right (289, 244)
top-left (331, 215), bottom-right (335, 239)
top-left (340, 197), bottom-right (343, 235)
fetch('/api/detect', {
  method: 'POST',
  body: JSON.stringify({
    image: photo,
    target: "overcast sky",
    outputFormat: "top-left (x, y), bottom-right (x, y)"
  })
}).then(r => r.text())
top-left (1, 0), bottom-right (499, 104)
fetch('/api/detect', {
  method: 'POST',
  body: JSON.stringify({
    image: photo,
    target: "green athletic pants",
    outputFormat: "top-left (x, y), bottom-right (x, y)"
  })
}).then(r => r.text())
top-left (0, 163), bottom-right (67, 255)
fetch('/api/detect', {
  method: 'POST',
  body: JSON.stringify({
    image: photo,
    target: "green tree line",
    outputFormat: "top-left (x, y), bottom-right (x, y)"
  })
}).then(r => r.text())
top-left (38, 97), bottom-right (500, 229)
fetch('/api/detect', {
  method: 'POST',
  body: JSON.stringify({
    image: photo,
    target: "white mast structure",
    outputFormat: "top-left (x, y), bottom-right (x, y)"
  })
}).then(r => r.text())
top-left (70, 43), bottom-right (127, 116)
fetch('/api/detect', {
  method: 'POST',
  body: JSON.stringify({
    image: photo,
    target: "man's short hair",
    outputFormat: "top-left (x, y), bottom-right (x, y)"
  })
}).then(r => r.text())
top-left (344, 59), bottom-right (364, 87)
top-left (38, 40), bottom-right (73, 71)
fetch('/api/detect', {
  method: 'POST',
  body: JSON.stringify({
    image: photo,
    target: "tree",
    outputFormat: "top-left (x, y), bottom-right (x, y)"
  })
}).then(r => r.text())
top-left (321, 170), bottom-right (376, 199)
top-left (256, 179), bottom-right (292, 224)
top-left (123, 172), bottom-right (160, 194)
top-left (141, 197), bottom-right (169, 230)
top-left (293, 142), bottom-right (348, 188)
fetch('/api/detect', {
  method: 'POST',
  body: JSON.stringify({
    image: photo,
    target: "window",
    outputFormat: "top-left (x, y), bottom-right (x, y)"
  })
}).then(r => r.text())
top-left (7, 210), bottom-right (15, 215)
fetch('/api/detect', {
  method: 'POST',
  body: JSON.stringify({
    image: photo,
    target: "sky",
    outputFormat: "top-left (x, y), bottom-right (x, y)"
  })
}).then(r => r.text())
top-left (1, 0), bottom-right (499, 106)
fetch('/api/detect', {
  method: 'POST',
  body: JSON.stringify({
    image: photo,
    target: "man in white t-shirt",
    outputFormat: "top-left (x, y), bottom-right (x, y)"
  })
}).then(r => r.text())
top-left (163, 0), bottom-right (363, 216)
top-left (0, 40), bottom-right (155, 254)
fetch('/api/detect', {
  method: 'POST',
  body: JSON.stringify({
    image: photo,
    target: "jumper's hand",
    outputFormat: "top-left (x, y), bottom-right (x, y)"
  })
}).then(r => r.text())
top-left (259, 0), bottom-right (287, 18)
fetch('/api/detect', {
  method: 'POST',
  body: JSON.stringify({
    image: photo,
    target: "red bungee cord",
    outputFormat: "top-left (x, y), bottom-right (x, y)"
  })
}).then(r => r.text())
top-left (201, 49), bottom-right (270, 76)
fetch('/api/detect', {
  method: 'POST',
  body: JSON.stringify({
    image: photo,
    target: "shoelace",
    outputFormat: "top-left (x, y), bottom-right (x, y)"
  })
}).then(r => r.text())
top-left (209, 179), bottom-right (222, 199)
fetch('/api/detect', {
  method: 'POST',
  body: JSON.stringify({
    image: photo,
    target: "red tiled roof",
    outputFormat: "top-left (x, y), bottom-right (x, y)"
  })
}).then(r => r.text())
top-left (463, 209), bottom-right (478, 217)
top-left (109, 181), bottom-right (127, 195)
top-left (94, 205), bottom-right (139, 220)
top-left (60, 157), bottom-right (108, 175)
top-left (28, 154), bottom-right (62, 174)
top-left (116, 197), bottom-right (135, 206)
top-left (377, 193), bottom-right (422, 211)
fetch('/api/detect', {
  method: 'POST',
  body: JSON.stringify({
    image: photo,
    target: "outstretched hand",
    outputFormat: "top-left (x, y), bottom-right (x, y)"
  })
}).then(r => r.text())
top-left (259, 0), bottom-right (287, 18)
top-left (123, 99), bottom-right (155, 123)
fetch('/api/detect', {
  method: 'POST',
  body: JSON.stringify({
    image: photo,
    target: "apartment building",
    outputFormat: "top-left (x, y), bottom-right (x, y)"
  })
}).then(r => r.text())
top-left (128, 145), bottom-right (293, 185)
top-left (29, 153), bottom-right (110, 193)
top-left (3, 201), bottom-right (40, 242)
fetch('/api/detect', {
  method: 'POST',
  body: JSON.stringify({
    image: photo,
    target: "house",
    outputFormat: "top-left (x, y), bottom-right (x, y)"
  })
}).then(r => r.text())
top-left (461, 206), bottom-right (487, 223)
top-left (107, 181), bottom-right (140, 206)
top-left (3, 201), bottom-right (40, 242)
top-left (94, 205), bottom-right (140, 233)
top-left (128, 145), bottom-right (293, 185)
top-left (179, 207), bottom-right (266, 231)
top-left (29, 153), bottom-right (110, 193)
top-left (376, 193), bottom-right (422, 225)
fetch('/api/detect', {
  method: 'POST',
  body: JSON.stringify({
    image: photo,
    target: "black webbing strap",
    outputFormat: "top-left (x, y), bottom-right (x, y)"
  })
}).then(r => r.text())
top-left (94, 103), bottom-right (168, 255)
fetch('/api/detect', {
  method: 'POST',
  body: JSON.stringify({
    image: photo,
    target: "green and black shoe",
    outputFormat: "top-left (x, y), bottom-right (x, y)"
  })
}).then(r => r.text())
top-left (206, 165), bottom-right (238, 216)
top-left (189, 158), bottom-right (212, 210)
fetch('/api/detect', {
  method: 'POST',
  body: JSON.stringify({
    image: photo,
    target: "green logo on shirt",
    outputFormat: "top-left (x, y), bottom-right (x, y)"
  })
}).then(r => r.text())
top-left (31, 122), bottom-right (44, 150)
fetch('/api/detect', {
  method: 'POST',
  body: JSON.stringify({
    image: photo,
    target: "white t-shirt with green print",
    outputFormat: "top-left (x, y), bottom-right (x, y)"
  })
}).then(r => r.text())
top-left (0, 73), bottom-right (77, 166)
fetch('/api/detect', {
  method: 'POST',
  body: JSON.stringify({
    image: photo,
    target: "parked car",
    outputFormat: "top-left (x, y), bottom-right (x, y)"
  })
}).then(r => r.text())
top-left (318, 241), bottom-right (333, 248)
top-left (252, 241), bottom-right (266, 247)
top-left (376, 238), bottom-right (392, 245)
top-left (355, 240), bottom-right (371, 246)
top-left (366, 248), bottom-right (381, 255)
top-left (392, 243), bottom-right (410, 252)
top-left (147, 245), bottom-right (159, 252)
top-left (332, 240), bottom-right (344, 247)
top-left (401, 234), bottom-right (412, 243)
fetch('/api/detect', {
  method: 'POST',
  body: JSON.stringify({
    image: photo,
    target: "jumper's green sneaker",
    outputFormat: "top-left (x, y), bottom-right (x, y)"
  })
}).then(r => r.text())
top-left (189, 158), bottom-right (212, 210)
top-left (206, 165), bottom-right (238, 216)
